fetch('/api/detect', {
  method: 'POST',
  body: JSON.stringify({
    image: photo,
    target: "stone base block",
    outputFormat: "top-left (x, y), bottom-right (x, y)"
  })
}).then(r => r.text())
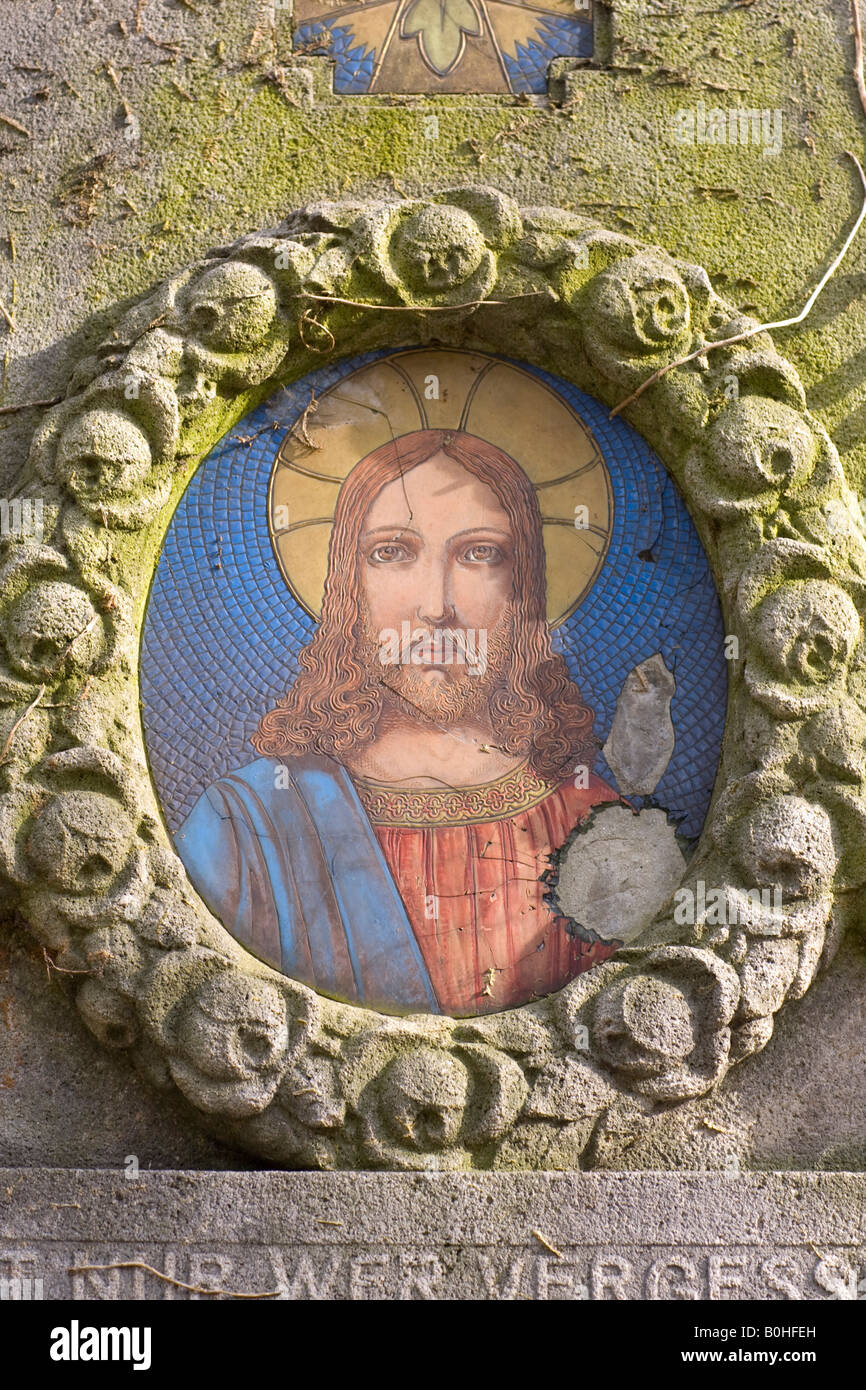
top-left (1, 1169), bottom-right (864, 1301)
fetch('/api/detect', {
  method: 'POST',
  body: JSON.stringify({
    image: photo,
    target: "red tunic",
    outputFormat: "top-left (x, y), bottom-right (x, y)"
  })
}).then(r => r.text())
top-left (355, 762), bottom-right (620, 1016)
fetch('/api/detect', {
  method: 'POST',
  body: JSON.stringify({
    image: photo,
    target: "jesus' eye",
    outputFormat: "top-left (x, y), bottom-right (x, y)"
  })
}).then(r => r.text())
top-left (459, 542), bottom-right (503, 565)
top-left (367, 542), bottom-right (412, 564)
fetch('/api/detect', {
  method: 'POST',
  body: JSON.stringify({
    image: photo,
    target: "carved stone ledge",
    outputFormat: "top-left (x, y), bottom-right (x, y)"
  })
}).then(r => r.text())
top-left (2, 1168), bottom-right (864, 1301)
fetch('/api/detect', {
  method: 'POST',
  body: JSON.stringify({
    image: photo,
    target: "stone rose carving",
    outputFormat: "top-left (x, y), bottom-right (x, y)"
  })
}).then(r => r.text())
top-left (577, 251), bottom-right (719, 396)
top-left (583, 254), bottom-right (703, 362)
top-left (0, 547), bottom-right (123, 705)
top-left (345, 1026), bottom-right (528, 1169)
top-left (746, 580), bottom-right (861, 716)
top-left (684, 398), bottom-right (837, 520)
top-left (0, 189), bottom-right (859, 1169)
top-left (590, 947), bottom-right (740, 1101)
top-left (163, 969), bottom-right (290, 1118)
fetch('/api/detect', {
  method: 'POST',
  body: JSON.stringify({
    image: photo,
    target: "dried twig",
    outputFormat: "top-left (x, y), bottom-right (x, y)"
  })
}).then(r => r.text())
top-left (610, 152), bottom-right (866, 418)
top-left (292, 389), bottom-right (319, 448)
top-left (0, 300), bottom-right (14, 331)
top-left (854, 0), bottom-right (866, 117)
top-left (0, 114), bottom-right (30, 138)
top-left (61, 614), bottom-right (99, 663)
top-left (531, 1229), bottom-right (563, 1258)
top-left (297, 290), bottom-right (550, 314)
top-left (260, 66), bottom-right (301, 109)
top-left (103, 63), bottom-right (132, 119)
top-left (42, 948), bottom-right (88, 978)
top-left (298, 309), bottom-right (336, 353)
top-left (0, 685), bottom-right (46, 765)
top-left (0, 397), bottom-right (61, 415)
top-left (230, 422), bottom-right (280, 447)
top-left (68, 1261), bottom-right (282, 1299)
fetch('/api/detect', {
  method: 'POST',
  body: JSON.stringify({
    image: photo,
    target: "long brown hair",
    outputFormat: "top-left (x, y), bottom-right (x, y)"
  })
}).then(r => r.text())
top-left (254, 429), bottom-right (597, 782)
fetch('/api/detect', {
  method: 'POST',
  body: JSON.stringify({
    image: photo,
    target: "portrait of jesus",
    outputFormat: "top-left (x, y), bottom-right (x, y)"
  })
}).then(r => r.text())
top-left (176, 427), bottom-right (620, 1017)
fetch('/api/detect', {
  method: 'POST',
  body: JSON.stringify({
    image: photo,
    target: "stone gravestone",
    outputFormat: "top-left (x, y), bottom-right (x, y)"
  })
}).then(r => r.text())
top-left (0, 0), bottom-right (865, 1308)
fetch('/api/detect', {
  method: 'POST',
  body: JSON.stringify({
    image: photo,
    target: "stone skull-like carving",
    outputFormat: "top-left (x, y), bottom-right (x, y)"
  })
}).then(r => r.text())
top-left (0, 546), bottom-right (121, 707)
top-left (55, 409), bottom-right (153, 510)
top-left (684, 398), bottom-right (828, 520)
top-left (4, 581), bottom-right (103, 684)
top-left (25, 791), bottom-right (138, 894)
top-left (380, 1045), bottom-right (470, 1151)
top-left (390, 205), bottom-right (489, 297)
top-left (169, 973), bottom-right (289, 1118)
top-left (747, 579), bottom-right (861, 715)
top-left (177, 261), bottom-right (279, 355)
top-left (728, 794), bottom-right (836, 901)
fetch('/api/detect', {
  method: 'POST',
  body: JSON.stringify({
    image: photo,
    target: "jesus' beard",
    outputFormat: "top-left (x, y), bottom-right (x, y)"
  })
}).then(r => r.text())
top-left (355, 602), bottom-right (515, 727)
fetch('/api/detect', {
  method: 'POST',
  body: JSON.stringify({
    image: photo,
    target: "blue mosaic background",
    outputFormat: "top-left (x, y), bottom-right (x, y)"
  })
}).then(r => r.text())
top-left (141, 350), bottom-right (728, 842)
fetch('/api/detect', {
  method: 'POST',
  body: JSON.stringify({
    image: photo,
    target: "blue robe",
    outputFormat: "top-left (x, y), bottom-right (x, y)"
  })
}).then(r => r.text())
top-left (175, 755), bottom-right (440, 1014)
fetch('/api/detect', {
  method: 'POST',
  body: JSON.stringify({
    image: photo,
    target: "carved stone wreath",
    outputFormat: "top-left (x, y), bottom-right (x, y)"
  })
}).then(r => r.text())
top-left (2, 185), bottom-right (865, 1170)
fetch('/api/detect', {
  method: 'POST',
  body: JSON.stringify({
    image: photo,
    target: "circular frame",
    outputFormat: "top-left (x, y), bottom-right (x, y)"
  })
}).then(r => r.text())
top-left (1, 185), bottom-right (864, 1170)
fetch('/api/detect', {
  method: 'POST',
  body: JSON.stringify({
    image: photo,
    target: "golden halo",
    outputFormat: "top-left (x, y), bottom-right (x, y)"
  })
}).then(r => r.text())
top-left (268, 349), bottom-right (613, 628)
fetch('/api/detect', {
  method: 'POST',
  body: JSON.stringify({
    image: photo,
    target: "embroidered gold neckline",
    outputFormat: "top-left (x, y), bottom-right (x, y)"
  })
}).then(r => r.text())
top-left (353, 759), bottom-right (560, 827)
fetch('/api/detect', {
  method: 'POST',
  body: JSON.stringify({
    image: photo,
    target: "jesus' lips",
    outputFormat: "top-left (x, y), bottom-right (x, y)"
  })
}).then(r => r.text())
top-left (406, 627), bottom-right (483, 671)
top-left (373, 619), bottom-right (492, 676)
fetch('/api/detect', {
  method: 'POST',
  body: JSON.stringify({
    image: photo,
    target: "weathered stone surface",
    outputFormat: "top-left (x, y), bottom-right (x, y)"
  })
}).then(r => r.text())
top-left (602, 654), bottom-right (677, 796)
top-left (554, 805), bottom-right (687, 944)
top-left (2, 185), bottom-right (860, 1168)
top-left (0, 0), bottom-right (864, 1179)
top-left (1, 1169), bottom-right (864, 1300)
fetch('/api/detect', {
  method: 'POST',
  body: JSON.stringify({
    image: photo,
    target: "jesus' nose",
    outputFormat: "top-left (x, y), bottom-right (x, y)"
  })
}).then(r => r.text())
top-left (417, 596), bottom-right (456, 625)
top-left (413, 553), bottom-right (456, 625)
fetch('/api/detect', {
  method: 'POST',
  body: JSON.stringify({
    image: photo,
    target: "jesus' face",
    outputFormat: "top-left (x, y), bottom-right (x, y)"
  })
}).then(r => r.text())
top-left (255, 426), bottom-right (596, 783)
top-left (357, 451), bottom-right (516, 722)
